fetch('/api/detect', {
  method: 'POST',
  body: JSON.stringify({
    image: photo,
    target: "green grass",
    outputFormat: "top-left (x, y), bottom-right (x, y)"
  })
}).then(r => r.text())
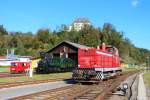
top-left (0, 66), bottom-right (10, 68)
top-left (0, 68), bottom-right (9, 72)
top-left (143, 71), bottom-right (150, 88)
top-left (122, 67), bottom-right (142, 72)
top-left (0, 72), bottom-right (72, 83)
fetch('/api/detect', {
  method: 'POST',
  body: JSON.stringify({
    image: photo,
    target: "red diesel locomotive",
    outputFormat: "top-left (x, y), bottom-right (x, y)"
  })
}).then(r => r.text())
top-left (72, 43), bottom-right (121, 81)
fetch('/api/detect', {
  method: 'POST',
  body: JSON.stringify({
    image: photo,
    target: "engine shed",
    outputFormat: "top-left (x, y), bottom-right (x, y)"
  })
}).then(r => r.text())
top-left (47, 41), bottom-right (90, 66)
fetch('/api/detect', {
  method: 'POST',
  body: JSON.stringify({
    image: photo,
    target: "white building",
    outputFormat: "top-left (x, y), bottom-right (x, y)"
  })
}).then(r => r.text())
top-left (0, 57), bottom-right (15, 66)
top-left (0, 49), bottom-right (32, 66)
top-left (68, 18), bottom-right (91, 31)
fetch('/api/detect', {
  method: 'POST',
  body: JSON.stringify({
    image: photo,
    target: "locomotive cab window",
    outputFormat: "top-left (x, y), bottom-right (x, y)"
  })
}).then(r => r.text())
top-left (107, 48), bottom-right (114, 53)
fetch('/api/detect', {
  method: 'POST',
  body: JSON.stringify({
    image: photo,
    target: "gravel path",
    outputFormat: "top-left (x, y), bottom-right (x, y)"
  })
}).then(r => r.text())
top-left (0, 80), bottom-right (73, 99)
top-left (137, 73), bottom-right (148, 100)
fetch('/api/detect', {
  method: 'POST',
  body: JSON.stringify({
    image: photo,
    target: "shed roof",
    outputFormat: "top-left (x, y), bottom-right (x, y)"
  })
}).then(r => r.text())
top-left (47, 41), bottom-right (90, 53)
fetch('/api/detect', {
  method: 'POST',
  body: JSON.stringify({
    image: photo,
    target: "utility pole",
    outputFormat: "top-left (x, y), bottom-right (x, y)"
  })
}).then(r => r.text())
top-left (146, 57), bottom-right (150, 71)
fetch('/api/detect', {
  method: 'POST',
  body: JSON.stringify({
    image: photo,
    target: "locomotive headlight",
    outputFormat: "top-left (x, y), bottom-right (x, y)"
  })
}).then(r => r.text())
top-left (94, 64), bottom-right (97, 67)
top-left (78, 64), bottom-right (80, 67)
top-left (12, 68), bottom-right (15, 70)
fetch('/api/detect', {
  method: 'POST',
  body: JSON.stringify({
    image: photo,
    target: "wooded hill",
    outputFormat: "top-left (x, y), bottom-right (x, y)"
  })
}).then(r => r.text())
top-left (0, 23), bottom-right (149, 65)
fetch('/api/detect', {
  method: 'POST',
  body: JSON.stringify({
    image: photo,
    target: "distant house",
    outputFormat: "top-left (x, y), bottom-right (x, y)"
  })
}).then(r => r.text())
top-left (0, 49), bottom-right (34, 67)
top-left (0, 56), bottom-right (15, 66)
top-left (0, 56), bottom-right (32, 66)
top-left (30, 58), bottom-right (41, 69)
top-left (68, 18), bottom-right (91, 31)
top-left (0, 49), bottom-right (17, 66)
top-left (17, 56), bottom-right (32, 62)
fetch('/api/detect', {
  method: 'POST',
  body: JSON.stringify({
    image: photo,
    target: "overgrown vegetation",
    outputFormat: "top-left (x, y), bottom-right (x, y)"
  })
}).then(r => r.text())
top-left (0, 23), bottom-right (150, 64)
top-left (144, 72), bottom-right (150, 88)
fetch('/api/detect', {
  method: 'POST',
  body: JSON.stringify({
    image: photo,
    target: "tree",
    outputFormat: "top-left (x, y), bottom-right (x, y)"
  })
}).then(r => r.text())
top-left (78, 26), bottom-right (100, 47)
top-left (0, 25), bottom-right (8, 35)
top-left (101, 23), bottom-right (112, 44)
top-left (8, 36), bottom-right (18, 48)
top-left (37, 29), bottom-right (50, 43)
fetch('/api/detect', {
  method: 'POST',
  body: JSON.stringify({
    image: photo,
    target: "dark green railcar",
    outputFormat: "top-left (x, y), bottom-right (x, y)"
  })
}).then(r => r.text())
top-left (36, 57), bottom-right (75, 74)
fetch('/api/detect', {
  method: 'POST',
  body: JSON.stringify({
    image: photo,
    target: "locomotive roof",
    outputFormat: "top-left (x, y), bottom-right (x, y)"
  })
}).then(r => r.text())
top-left (47, 41), bottom-right (90, 53)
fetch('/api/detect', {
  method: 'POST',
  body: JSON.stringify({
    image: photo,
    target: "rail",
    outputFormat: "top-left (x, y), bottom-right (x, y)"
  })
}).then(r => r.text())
top-left (11, 71), bottom-right (139, 100)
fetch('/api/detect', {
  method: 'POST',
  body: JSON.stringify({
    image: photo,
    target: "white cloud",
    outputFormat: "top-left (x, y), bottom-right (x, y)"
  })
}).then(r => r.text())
top-left (131, 0), bottom-right (139, 7)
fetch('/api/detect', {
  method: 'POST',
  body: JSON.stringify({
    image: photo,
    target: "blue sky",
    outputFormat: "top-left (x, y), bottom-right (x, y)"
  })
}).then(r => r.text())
top-left (0, 0), bottom-right (150, 50)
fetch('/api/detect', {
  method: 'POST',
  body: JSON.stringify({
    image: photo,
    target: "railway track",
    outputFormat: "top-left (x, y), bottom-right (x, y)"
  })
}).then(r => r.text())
top-left (0, 72), bottom-right (25, 78)
top-left (12, 71), bottom-right (138, 100)
top-left (12, 84), bottom-right (89, 100)
top-left (0, 78), bottom-right (71, 89)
